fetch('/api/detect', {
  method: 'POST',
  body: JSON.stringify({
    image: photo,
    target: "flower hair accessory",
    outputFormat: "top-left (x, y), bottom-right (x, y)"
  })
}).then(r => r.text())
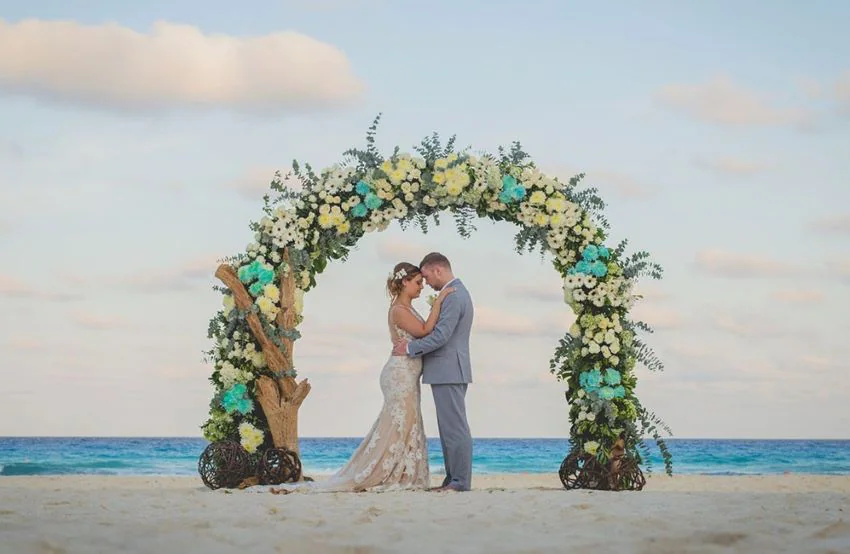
top-left (389, 268), bottom-right (408, 281)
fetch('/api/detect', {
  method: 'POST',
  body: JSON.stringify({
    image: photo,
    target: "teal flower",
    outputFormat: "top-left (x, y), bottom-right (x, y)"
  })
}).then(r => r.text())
top-left (579, 369), bottom-right (603, 392)
top-left (222, 383), bottom-right (253, 415)
top-left (598, 386), bottom-right (616, 400)
top-left (237, 262), bottom-right (258, 283)
top-left (364, 192), bottom-right (383, 210)
top-left (257, 267), bottom-right (275, 286)
top-left (355, 180), bottom-right (372, 195)
top-left (583, 245), bottom-right (599, 262)
top-left (249, 281), bottom-right (264, 296)
top-left (575, 260), bottom-right (591, 274)
top-left (499, 175), bottom-right (526, 203)
top-left (604, 368), bottom-right (621, 386)
top-left (589, 260), bottom-right (608, 277)
top-left (612, 385), bottom-right (626, 398)
top-left (351, 202), bottom-right (368, 218)
top-left (598, 246), bottom-right (610, 259)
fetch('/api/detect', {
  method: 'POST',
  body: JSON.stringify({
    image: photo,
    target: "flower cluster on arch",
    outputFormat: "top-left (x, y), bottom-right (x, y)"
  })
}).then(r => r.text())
top-left (202, 120), bottom-right (672, 474)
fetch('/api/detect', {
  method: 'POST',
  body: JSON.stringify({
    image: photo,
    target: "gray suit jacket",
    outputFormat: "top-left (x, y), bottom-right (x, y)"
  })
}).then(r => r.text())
top-left (407, 279), bottom-right (473, 385)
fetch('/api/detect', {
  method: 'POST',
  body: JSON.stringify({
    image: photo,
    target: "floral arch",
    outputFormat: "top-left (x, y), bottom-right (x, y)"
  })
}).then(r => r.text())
top-left (199, 116), bottom-right (673, 491)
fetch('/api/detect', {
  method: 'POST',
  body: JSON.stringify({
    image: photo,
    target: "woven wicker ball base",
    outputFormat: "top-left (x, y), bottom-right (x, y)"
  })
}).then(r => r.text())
top-left (198, 441), bottom-right (303, 490)
top-left (198, 441), bottom-right (254, 490)
top-left (257, 447), bottom-right (302, 485)
top-left (559, 450), bottom-right (646, 491)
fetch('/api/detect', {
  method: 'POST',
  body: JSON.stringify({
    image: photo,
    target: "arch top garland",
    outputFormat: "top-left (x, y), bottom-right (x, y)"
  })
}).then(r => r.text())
top-left (202, 114), bottom-right (673, 483)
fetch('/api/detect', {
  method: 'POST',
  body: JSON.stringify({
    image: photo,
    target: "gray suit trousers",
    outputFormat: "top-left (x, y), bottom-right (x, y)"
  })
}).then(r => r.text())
top-left (431, 383), bottom-right (473, 491)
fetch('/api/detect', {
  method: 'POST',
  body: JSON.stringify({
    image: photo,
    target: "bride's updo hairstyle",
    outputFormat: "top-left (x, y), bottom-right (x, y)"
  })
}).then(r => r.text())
top-left (386, 262), bottom-right (420, 300)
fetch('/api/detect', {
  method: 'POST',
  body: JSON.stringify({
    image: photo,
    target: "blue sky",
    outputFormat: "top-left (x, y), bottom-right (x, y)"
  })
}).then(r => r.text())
top-left (1, 1), bottom-right (848, 438)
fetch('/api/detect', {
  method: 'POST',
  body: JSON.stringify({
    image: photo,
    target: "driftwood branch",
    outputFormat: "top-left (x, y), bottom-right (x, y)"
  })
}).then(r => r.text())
top-left (214, 252), bottom-right (311, 457)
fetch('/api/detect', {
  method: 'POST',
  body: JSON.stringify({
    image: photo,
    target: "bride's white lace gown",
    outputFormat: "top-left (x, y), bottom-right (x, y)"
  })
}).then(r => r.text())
top-left (286, 306), bottom-right (430, 492)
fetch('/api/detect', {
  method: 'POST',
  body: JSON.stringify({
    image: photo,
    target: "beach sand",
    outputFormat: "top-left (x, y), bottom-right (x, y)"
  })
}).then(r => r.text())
top-left (1, 474), bottom-right (849, 553)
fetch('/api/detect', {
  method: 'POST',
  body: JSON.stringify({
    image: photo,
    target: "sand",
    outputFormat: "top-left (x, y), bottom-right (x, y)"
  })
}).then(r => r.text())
top-left (1, 474), bottom-right (849, 553)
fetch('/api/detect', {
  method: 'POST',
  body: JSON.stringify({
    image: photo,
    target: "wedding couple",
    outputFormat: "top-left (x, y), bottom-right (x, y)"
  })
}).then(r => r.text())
top-left (280, 252), bottom-right (474, 494)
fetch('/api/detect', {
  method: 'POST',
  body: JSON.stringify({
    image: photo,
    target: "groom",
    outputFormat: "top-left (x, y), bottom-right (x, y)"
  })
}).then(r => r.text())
top-left (392, 252), bottom-right (474, 492)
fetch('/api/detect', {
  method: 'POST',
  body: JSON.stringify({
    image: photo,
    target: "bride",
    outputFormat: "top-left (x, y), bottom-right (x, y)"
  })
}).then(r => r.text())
top-left (273, 261), bottom-right (454, 493)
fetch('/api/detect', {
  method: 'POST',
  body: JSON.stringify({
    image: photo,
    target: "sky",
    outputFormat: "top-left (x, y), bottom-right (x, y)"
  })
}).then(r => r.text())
top-left (1, 0), bottom-right (848, 439)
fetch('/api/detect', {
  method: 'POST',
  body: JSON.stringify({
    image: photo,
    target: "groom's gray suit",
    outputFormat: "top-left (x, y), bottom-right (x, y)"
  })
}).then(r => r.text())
top-left (407, 278), bottom-right (474, 491)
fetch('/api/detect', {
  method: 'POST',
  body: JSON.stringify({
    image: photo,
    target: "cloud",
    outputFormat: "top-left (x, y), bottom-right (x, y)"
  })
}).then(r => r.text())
top-left (375, 237), bottom-right (428, 265)
top-left (836, 72), bottom-right (850, 115)
top-left (798, 355), bottom-right (838, 369)
top-left (796, 76), bottom-right (823, 100)
top-left (504, 281), bottom-right (562, 303)
top-left (770, 288), bottom-right (825, 304)
top-left (0, 274), bottom-right (80, 301)
top-left (69, 310), bottom-right (133, 330)
top-left (223, 167), bottom-right (302, 199)
top-left (656, 75), bottom-right (810, 127)
top-left (474, 306), bottom-right (542, 336)
top-left (630, 302), bottom-right (685, 330)
top-left (4, 337), bottom-right (43, 350)
top-left (554, 167), bottom-right (653, 198)
top-left (0, 18), bottom-right (364, 112)
top-left (710, 314), bottom-right (788, 339)
top-left (694, 249), bottom-right (799, 278)
top-left (0, 139), bottom-right (23, 160)
top-left (697, 157), bottom-right (773, 176)
top-left (829, 258), bottom-right (850, 281)
top-left (810, 214), bottom-right (850, 235)
top-left (113, 255), bottom-right (220, 292)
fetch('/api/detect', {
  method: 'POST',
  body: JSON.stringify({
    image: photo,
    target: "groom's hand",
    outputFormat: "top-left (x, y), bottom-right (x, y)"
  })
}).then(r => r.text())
top-left (392, 338), bottom-right (408, 356)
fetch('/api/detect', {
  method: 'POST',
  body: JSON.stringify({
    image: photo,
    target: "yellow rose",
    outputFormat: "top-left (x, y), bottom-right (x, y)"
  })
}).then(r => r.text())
top-left (336, 221), bottom-right (351, 235)
top-left (534, 213), bottom-right (550, 226)
top-left (263, 284), bottom-right (280, 300)
top-left (317, 213), bottom-right (333, 228)
top-left (446, 182), bottom-right (463, 196)
top-left (433, 172), bottom-right (446, 185)
top-left (434, 158), bottom-right (449, 170)
top-left (529, 190), bottom-right (546, 205)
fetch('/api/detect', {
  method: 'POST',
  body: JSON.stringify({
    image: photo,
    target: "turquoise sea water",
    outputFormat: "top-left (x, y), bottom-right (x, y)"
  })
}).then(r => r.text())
top-left (1, 438), bottom-right (849, 477)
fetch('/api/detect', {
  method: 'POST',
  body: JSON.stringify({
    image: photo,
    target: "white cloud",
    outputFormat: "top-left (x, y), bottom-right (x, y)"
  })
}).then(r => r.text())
top-left (552, 167), bottom-right (653, 198)
top-left (630, 302), bottom-right (685, 330)
top-left (4, 337), bottom-right (43, 350)
top-left (69, 310), bottom-right (133, 330)
top-left (694, 249), bottom-right (799, 278)
top-left (836, 71), bottom-right (850, 115)
top-left (504, 280), bottom-right (562, 303)
top-left (656, 75), bottom-right (810, 126)
top-left (113, 255), bottom-right (221, 292)
top-left (0, 19), bottom-right (364, 112)
top-left (474, 306), bottom-right (542, 336)
top-left (223, 167), bottom-right (302, 199)
top-left (829, 258), bottom-right (850, 281)
top-left (810, 214), bottom-right (850, 235)
top-left (0, 274), bottom-right (80, 301)
top-left (697, 157), bottom-right (773, 176)
top-left (770, 288), bottom-right (824, 304)
top-left (710, 313), bottom-right (788, 339)
top-left (375, 237), bottom-right (428, 265)
top-left (795, 76), bottom-right (823, 99)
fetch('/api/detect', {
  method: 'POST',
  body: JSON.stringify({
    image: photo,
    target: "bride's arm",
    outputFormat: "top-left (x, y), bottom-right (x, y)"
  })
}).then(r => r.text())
top-left (392, 288), bottom-right (455, 338)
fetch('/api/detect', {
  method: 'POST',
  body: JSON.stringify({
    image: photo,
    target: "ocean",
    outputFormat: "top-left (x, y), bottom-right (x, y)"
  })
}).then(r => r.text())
top-left (1, 437), bottom-right (848, 477)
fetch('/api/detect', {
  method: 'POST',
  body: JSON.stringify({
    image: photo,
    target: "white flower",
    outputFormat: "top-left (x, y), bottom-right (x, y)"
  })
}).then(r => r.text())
top-left (583, 440), bottom-right (599, 454)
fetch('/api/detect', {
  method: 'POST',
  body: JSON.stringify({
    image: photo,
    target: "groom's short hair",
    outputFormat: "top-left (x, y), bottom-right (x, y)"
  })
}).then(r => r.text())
top-left (419, 252), bottom-right (451, 270)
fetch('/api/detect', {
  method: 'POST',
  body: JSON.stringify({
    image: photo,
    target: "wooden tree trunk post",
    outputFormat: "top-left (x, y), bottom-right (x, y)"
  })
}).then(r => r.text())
top-left (214, 248), bottom-right (311, 460)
